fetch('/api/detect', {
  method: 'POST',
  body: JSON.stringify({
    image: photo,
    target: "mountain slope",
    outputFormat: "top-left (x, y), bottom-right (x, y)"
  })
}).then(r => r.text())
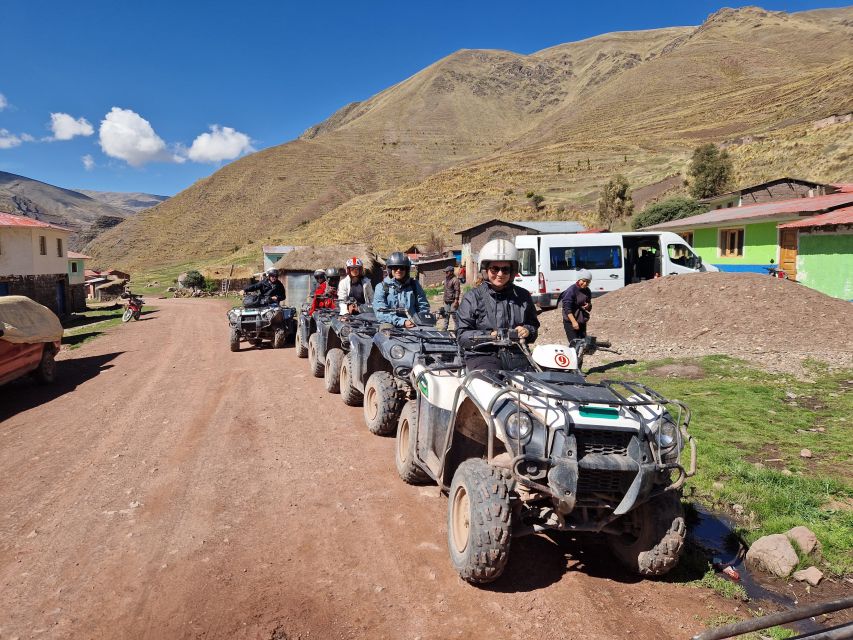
top-left (76, 190), bottom-right (168, 213)
top-left (0, 171), bottom-right (130, 249)
top-left (86, 5), bottom-right (853, 269)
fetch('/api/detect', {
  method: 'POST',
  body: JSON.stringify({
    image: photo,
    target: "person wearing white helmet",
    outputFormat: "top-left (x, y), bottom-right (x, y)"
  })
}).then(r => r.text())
top-left (456, 238), bottom-right (540, 370)
top-left (560, 269), bottom-right (593, 342)
top-left (337, 256), bottom-right (375, 314)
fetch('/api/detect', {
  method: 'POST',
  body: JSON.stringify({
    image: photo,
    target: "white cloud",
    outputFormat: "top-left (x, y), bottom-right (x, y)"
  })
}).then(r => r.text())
top-left (0, 93), bottom-right (7, 111)
top-left (98, 107), bottom-right (180, 166)
top-left (20, 133), bottom-right (35, 142)
top-left (187, 125), bottom-right (254, 163)
top-left (82, 154), bottom-right (95, 170)
top-left (49, 112), bottom-right (94, 140)
top-left (0, 129), bottom-right (23, 149)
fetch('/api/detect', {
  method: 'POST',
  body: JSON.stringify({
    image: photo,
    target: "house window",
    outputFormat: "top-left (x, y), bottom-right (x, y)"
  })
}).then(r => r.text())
top-left (57, 238), bottom-right (63, 257)
top-left (678, 231), bottom-right (694, 246)
top-left (40, 236), bottom-right (47, 255)
top-left (71, 262), bottom-right (79, 273)
top-left (719, 227), bottom-right (744, 257)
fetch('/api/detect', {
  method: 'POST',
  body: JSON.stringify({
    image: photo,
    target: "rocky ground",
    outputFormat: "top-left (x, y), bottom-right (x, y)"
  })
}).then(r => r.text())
top-left (537, 273), bottom-right (853, 377)
top-left (0, 298), bottom-right (745, 640)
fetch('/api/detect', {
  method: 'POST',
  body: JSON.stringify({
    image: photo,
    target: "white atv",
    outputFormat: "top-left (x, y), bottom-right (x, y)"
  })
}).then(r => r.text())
top-left (394, 330), bottom-right (696, 584)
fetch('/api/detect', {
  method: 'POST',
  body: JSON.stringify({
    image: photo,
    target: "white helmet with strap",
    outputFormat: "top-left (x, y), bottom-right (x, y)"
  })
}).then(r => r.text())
top-left (479, 238), bottom-right (519, 273)
top-left (346, 257), bottom-right (363, 269)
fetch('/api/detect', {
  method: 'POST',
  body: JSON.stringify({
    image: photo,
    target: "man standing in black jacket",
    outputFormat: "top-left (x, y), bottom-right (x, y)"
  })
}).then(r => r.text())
top-left (241, 268), bottom-right (286, 305)
top-left (456, 239), bottom-right (539, 371)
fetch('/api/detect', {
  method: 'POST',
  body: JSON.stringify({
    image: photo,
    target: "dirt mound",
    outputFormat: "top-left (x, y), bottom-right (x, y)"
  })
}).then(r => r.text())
top-left (538, 273), bottom-right (853, 376)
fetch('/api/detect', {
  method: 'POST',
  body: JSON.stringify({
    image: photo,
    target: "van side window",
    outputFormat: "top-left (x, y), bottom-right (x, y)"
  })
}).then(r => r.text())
top-left (517, 248), bottom-right (536, 276)
top-left (667, 244), bottom-right (700, 269)
top-left (549, 246), bottom-right (622, 270)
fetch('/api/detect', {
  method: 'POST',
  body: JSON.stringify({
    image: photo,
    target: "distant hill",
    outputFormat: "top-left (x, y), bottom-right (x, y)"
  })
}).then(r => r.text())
top-left (76, 190), bottom-right (168, 213)
top-left (86, 5), bottom-right (853, 269)
top-left (0, 171), bottom-right (131, 249)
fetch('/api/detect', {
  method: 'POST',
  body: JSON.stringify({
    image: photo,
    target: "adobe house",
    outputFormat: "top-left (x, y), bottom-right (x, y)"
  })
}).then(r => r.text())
top-left (777, 206), bottom-right (853, 300)
top-left (0, 212), bottom-right (74, 315)
top-left (455, 218), bottom-right (586, 279)
top-left (642, 189), bottom-right (853, 285)
top-left (413, 256), bottom-right (456, 287)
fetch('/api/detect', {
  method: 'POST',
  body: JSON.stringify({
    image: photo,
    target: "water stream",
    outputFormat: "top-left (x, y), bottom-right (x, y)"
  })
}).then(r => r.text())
top-left (689, 505), bottom-right (825, 636)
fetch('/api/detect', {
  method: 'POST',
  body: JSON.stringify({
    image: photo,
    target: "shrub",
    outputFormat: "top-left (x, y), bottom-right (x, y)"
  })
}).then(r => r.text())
top-left (183, 270), bottom-right (205, 290)
top-left (632, 197), bottom-right (708, 229)
top-left (688, 143), bottom-right (733, 199)
top-left (597, 174), bottom-right (634, 229)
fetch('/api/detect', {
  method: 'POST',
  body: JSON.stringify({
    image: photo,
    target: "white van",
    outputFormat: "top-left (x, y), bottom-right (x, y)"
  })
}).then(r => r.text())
top-left (515, 231), bottom-right (717, 307)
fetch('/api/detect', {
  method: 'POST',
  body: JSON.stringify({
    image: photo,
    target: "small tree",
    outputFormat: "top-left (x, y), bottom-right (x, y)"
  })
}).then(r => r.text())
top-left (688, 143), bottom-right (733, 199)
top-left (597, 175), bottom-right (634, 229)
top-left (183, 270), bottom-right (205, 291)
top-left (425, 231), bottom-right (445, 255)
top-left (632, 196), bottom-right (707, 230)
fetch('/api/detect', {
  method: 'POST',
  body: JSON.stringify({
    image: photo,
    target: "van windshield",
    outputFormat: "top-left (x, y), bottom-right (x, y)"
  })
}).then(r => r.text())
top-left (518, 248), bottom-right (536, 276)
top-left (667, 244), bottom-right (701, 269)
top-left (549, 246), bottom-right (622, 271)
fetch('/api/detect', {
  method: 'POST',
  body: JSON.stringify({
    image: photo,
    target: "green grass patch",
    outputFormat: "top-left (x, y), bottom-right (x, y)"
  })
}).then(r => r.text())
top-left (62, 306), bottom-right (157, 349)
top-left (592, 355), bottom-right (853, 575)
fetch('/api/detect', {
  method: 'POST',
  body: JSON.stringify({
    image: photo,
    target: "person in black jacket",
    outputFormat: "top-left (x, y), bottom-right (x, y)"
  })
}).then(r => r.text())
top-left (560, 269), bottom-right (592, 342)
top-left (456, 239), bottom-right (539, 371)
top-left (241, 268), bottom-right (286, 305)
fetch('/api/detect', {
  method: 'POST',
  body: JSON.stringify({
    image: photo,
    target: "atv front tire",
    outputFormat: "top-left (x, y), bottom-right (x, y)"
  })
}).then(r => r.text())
top-left (340, 352), bottom-right (363, 406)
top-left (273, 328), bottom-right (286, 349)
top-left (295, 330), bottom-right (308, 358)
top-left (447, 458), bottom-right (512, 584)
top-left (35, 346), bottom-right (57, 384)
top-left (363, 371), bottom-right (403, 436)
top-left (308, 334), bottom-right (324, 378)
top-left (229, 328), bottom-right (240, 352)
top-left (395, 401), bottom-right (431, 485)
top-left (607, 491), bottom-right (686, 577)
top-left (325, 348), bottom-right (343, 393)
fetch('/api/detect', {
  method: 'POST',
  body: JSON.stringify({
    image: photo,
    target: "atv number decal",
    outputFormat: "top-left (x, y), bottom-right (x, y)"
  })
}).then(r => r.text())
top-left (554, 353), bottom-right (570, 368)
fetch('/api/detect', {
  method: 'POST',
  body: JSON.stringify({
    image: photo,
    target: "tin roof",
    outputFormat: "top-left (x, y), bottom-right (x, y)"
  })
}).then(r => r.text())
top-left (643, 192), bottom-right (853, 230)
top-left (67, 251), bottom-right (92, 259)
top-left (454, 218), bottom-right (586, 235)
top-left (262, 245), bottom-right (299, 254)
top-left (0, 212), bottom-right (71, 231)
top-left (778, 206), bottom-right (853, 229)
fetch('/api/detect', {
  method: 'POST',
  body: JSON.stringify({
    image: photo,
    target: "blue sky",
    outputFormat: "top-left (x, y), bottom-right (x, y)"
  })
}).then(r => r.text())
top-left (0, 0), bottom-right (847, 196)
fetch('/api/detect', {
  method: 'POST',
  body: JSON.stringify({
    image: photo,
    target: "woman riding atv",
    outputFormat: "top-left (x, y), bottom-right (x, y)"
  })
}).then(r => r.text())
top-left (455, 239), bottom-right (539, 371)
top-left (373, 252), bottom-right (430, 327)
top-left (337, 257), bottom-right (374, 315)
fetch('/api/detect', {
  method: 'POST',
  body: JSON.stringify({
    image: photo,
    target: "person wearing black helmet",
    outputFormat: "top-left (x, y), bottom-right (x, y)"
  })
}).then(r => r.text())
top-left (373, 251), bottom-right (429, 328)
top-left (456, 239), bottom-right (539, 371)
top-left (240, 268), bottom-right (286, 305)
top-left (309, 267), bottom-right (340, 314)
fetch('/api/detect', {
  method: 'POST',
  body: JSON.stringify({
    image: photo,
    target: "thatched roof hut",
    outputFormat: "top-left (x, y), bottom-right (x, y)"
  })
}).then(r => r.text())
top-left (274, 243), bottom-right (383, 276)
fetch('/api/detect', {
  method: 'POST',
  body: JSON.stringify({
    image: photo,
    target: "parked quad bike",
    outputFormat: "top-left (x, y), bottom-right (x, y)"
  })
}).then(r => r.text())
top-left (119, 291), bottom-right (144, 322)
top-left (295, 292), bottom-right (339, 363)
top-left (322, 302), bottom-right (380, 401)
top-left (348, 306), bottom-right (458, 436)
top-left (395, 329), bottom-right (696, 584)
top-left (227, 293), bottom-right (296, 351)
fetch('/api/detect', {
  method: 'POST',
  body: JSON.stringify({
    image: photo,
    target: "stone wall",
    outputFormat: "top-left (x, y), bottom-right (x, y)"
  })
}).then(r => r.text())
top-left (0, 273), bottom-right (73, 316)
top-left (69, 283), bottom-right (86, 312)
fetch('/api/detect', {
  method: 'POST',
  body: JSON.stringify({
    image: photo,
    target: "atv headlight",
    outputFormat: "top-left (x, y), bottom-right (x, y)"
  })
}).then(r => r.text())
top-left (505, 411), bottom-right (534, 441)
top-left (389, 344), bottom-right (406, 360)
top-left (262, 308), bottom-right (275, 319)
top-left (656, 418), bottom-right (679, 452)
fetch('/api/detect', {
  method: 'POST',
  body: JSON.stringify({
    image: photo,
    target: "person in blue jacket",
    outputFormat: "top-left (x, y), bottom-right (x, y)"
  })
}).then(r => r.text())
top-left (373, 251), bottom-right (430, 327)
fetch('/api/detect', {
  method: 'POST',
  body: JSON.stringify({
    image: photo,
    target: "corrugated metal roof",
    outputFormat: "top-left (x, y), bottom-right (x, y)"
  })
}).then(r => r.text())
top-left (644, 192), bottom-right (853, 230)
top-left (0, 212), bottom-right (71, 231)
top-left (67, 251), bottom-right (91, 259)
top-left (830, 183), bottom-right (853, 193)
top-left (778, 206), bottom-right (853, 229)
top-left (516, 220), bottom-right (586, 233)
top-left (262, 245), bottom-right (298, 253)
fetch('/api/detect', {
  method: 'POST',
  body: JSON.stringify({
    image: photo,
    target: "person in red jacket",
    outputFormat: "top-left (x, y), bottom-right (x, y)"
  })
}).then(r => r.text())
top-left (309, 267), bottom-right (340, 314)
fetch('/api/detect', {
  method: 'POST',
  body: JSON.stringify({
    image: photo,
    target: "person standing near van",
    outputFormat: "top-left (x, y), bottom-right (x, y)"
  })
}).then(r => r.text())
top-left (561, 270), bottom-right (592, 342)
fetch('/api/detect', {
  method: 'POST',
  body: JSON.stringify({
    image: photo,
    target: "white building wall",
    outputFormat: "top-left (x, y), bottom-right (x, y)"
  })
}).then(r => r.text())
top-left (0, 228), bottom-right (36, 275)
top-left (29, 229), bottom-right (69, 276)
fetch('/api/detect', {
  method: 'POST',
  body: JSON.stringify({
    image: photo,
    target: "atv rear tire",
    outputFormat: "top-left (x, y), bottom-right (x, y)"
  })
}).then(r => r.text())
top-left (395, 401), bottom-right (431, 485)
top-left (363, 371), bottom-right (402, 436)
top-left (447, 458), bottom-right (512, 584)
top-left (273, 328), bottom-right (286, 349)
top-left (295, 330), bottom-right (308, 358)
top-left (607, 491), bottom-right (686, 577)
top-left (35, 346), bottom-right (57, 384)
top-left (308, 334), bottom-right (324, 378)
top-left (229, 328), bottom-right (240, 352)
top-left (340, 352), bottom-right (363, 406)
top-left (325, 348), bottom-right (343, 393)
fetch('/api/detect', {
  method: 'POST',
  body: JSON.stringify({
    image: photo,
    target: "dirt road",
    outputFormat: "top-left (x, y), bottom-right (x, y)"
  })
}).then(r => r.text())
top-left (1, 298), bottom-right (738, 639)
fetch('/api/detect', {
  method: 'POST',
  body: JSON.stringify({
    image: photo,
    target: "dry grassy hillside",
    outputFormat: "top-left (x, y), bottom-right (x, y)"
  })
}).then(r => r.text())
top-left (87, 6), bottom-right (853, 270)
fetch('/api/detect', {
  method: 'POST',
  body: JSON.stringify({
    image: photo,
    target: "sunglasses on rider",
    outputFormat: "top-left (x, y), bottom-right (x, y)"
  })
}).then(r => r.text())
top-left (487, 265), bottom-right (512, 274)
top-left (268, 274), bottom-right (278, 278)
top-left (391, 266), bottom-right (407, 271)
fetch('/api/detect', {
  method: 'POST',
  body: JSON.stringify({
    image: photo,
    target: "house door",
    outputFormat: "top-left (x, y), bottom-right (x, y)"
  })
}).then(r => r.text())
top-left (55, 281), bottom-right (67, 315)
top-left (779, 229), bottom-right (798, 281)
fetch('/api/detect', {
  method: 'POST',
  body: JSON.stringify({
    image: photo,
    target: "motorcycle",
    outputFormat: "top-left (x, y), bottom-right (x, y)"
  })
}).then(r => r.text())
top-left (120, 291), bottom-right (144, 322)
